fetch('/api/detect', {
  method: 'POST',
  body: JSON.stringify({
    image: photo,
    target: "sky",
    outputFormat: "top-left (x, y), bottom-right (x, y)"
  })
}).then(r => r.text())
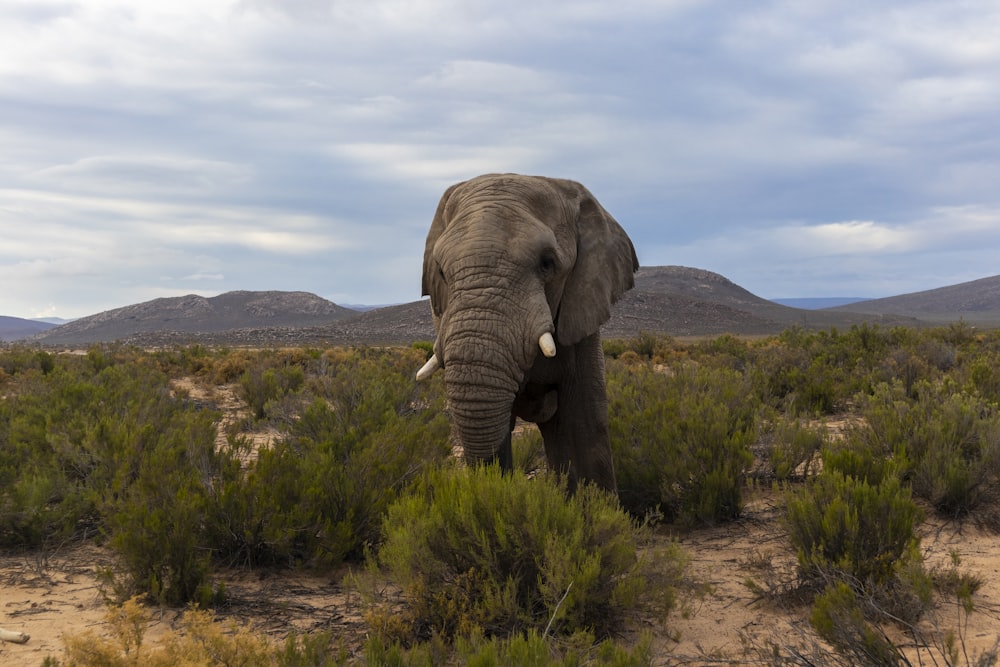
top-left (2, 1), bottom-right (1000, 320)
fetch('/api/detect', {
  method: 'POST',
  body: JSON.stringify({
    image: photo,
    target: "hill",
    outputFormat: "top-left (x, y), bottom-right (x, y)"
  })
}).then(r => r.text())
top-left (0, 316), bottom-right (56, 342)
top-left (826, 273), bottom-right (1000, 325)
top-left (598, 266), bottom-right (918, 338)
top-left (30, 291), bottom-right (358, 346)
top-left (18, 267), bottom-right (998, 348)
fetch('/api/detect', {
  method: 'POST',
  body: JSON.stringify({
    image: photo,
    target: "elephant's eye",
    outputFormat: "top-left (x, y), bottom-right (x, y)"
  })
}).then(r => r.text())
top-left (539, 250), bottom-right (557, 277)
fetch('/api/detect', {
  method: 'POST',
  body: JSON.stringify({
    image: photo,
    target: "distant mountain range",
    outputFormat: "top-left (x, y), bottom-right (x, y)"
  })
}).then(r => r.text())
top-left (4, 267), bottom-right (999, 346)
top-left (0, 316), bottom-right (57, 342)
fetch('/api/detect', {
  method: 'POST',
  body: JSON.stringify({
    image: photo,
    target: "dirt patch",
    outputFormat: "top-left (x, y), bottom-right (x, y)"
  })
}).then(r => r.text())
top-left (0, 545), bottom-right (369, 666)
top-left (656, 493), bottom-right (1000, 664)
top-left (169, 378), bottom-right (278, 461)
top-left (1, 544), bottom-right (117, 666)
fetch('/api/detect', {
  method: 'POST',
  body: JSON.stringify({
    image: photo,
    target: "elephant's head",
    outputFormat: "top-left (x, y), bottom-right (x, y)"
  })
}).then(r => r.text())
top-left (417, 173), bottom-right (638, 466)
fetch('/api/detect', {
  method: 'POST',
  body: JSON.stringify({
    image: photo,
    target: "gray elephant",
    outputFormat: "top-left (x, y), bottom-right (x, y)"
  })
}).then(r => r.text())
top-left (416, 173), bottom-right (638, 493)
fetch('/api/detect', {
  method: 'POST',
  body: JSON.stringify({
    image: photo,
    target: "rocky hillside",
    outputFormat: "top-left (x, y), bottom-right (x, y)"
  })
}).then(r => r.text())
top-left (30, 291), bottom-right (358, 346)
top-left (598, 266), bottom-right (919, 338)
top-left (827, 273), bottom-right (1000, 325)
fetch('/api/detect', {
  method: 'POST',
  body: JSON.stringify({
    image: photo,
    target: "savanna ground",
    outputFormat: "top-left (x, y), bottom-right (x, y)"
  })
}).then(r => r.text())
top-left (5, 479), bottom-right (1000, 665)
top-left (2, 328), bottom-right (1000, 665)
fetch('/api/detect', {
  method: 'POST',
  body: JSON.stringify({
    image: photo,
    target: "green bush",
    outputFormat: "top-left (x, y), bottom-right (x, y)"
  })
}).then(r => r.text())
top-left (376, 465), bottom-right (656, 640)
top-left (759, 419), bottom-right (826, 481)
top-left (238, 361), bottom-right (306, 420)
top-left (810, 582), bottom-right (904, 666)
top-left (102, 384), bottom-right (224, 605)
top-left (608, 361), bottom-right (756, 523)
top-left (821, 438), bottom-right (896, 487)
top-left (0, 468), bottom-right (85, 548)
top-left (965, 353), bottom-right (1000, 398)
top-left (110, 463), bottom-right (217, 606)
top-left (603, 332), bottom-right (679, 363)
top-left (755, 338), bottom-right (843, 415)
top-left (786, 471), bottom-right (923, 588)
top-left (858, 380), bottom-right (1000, 516)
top-left (209, 348), bottom-right (451, 568)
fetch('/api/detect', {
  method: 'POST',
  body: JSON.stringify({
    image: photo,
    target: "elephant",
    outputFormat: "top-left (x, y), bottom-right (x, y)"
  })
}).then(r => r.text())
top-left (415, 173), bottom-right (638, 493)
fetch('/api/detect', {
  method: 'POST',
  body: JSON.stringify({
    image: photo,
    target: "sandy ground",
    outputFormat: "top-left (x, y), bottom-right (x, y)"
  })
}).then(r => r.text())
top-left (3, 487), bottom-right (998, 666)
top-left (659, 491), bottom-right (1000, 664)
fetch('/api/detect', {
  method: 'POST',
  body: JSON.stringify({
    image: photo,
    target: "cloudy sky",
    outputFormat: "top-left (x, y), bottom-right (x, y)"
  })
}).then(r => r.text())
top-left (3, 1), bottom-right (999, 319)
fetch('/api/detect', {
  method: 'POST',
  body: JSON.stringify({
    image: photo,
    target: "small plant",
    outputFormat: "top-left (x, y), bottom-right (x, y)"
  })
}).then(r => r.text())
top-left (54, 597), bottom-right (274, 666)
top-left (810, 582), bottom-right (905, 666)
top-left (761, 419), bottom-right (826, 481)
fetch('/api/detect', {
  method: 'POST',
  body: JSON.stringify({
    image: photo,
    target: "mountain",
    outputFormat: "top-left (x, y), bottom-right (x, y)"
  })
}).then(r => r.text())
top-left (30, 291), bottom-right (358, 346)
top-left (219, 266), bottom-right (920, 345)
top-left (598, 266), bottom-right (917, 338)
top-left (825, 274), bottom-right (1000, 325)
top-left (1, 316), bottom-right (57, 342)
top-left (18, 268), bottom-right (999, 348)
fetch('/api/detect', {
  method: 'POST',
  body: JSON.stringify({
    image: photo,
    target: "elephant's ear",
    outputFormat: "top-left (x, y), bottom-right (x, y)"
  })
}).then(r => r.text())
top-left (421, 182), bottom-right (461, 317)
top-left (556, 193), bottom-right (639, 346)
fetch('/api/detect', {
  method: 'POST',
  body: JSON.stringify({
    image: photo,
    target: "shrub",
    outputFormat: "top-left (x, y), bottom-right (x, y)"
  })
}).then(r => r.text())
top-left (238, 361), bottom-right (306, 420)
top-left (209, 348), bottom-right (452, 569)
top-left (810, 582), bottom-right (904, 666)
top-left (0, 468), bottom-right (87, 549)
top-left (604, 332), bottom-right (679, 362)
top-left (786, 471), bottom-right (923, 588)
top-left (608, 361), bottom-right (756, 523)
top-left (56, 597), bottom-right (273, 667)
top-left (821, 438), bottom-right (896, 487)
top-left (106, 406), bottom-right (223, 605)
top-left (375, 465), bottom-right (656, 641)
top-left (859, 380), bottom-right (1000, 516)
top-left (455, 629), bottom-right (655, 666)
top-left (411, 340), bottom-right (434, 357)
top-left (964, 353), bottom-right (1000, 399)
top-left (759, 419), bottom-right (826, 482)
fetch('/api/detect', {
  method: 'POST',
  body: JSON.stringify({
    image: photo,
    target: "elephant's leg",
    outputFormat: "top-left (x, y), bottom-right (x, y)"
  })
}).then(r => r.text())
top-left (494, 429), bottom-right (513, 471)
top-left (538, 333), bottom-right (616, 493)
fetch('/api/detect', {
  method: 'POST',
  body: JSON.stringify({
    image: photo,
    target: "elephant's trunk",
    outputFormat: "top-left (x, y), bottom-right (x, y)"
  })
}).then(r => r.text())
top-left (441, 313), bottom-right (524, 464)
top-left (446, 373), bottom-right (516, 462)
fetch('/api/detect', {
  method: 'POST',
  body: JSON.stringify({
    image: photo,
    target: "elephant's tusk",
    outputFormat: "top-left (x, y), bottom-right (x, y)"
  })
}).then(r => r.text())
top-left (539, 332), bottom-right (557, 358)
top-left (415, 354), bottom-right (441, 381)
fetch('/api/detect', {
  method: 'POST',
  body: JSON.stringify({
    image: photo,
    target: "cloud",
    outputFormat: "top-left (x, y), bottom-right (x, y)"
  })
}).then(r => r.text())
top-left (30, 155), bottom-right (253, 197)
top-left (332, 142), bottom-right (542, 190)
top-left (180, 273), bottom-right (225, 281)
top-left (647, 203), bottom-right (1000, 298)
top-left (2, 0), bottom-right (1000, 318)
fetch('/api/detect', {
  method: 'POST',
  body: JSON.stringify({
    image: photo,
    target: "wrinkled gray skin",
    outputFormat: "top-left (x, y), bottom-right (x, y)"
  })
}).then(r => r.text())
top-left (419, 174), bottom-right (638, 493)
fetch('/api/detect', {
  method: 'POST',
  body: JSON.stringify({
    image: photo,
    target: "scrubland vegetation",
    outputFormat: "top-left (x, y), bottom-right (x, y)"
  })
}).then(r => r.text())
top-left (2, 322), bottom-right (999, 665)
